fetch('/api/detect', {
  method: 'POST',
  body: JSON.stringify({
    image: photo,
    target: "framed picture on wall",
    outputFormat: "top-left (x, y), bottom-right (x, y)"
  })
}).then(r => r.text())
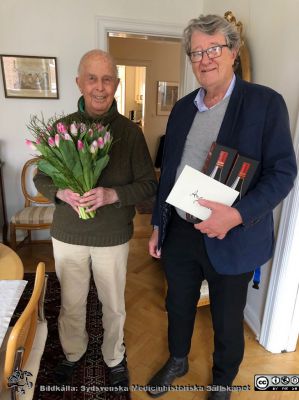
top-left (224, 11), bottom-right (251, 82)
top-left (156, 81), bottom-right (178, 115)
top-left (0, 55), bottom-right (59, 99)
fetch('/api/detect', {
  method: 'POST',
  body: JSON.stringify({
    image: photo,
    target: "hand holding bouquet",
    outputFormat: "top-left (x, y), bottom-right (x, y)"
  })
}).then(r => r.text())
top-left (26, 115), bottom-right (113, 219)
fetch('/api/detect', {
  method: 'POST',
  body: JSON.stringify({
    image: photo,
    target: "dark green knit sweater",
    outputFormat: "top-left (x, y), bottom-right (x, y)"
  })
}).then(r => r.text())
top-left (33, 98), bottom-right (157, 246)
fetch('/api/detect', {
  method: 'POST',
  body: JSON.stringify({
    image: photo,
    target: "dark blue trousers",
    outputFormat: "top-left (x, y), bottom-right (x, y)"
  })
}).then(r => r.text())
top-left (162, 211), bottom-right (253, 385)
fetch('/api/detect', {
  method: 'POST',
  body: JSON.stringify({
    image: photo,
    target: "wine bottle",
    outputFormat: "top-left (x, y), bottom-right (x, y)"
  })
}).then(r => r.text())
top-left (209, 150), bottom-right (229, 181)
top-left (230, 162), bottom-right (251, 198)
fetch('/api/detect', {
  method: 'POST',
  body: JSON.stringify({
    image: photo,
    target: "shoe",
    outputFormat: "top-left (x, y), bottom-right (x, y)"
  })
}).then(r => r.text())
top-left (54, 359), bottom-right (78, 384)
top-left (147, 356), bottom-right (189, 398)
top-left (108, 358), bottom-right (129, 389)
top-left (207, 386), bottom-right (232, 400)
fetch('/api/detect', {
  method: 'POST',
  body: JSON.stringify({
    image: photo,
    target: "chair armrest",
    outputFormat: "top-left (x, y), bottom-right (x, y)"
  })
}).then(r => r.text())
top-left (38, 274), bottom-right (48, 322)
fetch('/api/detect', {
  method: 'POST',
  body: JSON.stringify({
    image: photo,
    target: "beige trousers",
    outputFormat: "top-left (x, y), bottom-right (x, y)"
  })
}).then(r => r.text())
top-left (52, 238), bottom-right (129, 367)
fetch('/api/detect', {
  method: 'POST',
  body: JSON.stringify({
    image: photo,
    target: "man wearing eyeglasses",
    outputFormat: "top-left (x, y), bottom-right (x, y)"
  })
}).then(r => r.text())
top-left (146, 15), bottom-right (297, 399)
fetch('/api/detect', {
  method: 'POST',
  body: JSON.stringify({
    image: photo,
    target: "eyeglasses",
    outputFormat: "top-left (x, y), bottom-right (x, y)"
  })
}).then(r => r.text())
top-left (189, 44), bottom-right (229, 63)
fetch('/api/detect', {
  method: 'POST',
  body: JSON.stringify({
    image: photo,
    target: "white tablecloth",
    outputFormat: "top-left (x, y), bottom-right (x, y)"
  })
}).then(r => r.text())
top-left (0, 280), bottom-right (27, 348)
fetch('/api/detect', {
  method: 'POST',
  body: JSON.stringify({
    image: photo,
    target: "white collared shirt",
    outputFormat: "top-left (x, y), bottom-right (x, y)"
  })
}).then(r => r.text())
top-left (194, 74), bottom-right (236, 112)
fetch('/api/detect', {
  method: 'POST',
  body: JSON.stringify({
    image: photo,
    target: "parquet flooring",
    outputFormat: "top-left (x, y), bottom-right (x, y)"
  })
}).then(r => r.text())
top-left (17, 213), bottom-right (299, 400)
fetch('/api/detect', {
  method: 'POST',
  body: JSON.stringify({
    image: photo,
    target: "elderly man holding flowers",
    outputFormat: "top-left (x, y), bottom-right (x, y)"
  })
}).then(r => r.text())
top-left (33, 49), bottom-right (157, 387)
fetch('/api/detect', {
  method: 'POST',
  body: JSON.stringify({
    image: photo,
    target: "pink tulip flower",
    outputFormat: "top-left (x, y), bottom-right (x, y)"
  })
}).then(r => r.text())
top-left (48, 137), bottom-right (55, 147)
top-left (55, 134), bottom-right (60, 147)
top-left (96, 123), bottom-right (104, 131)
top-left (64, 133), bottom-right (71, 141)
top-left (25, 139), bottom-right (37, 150)
top-left (104, 131), bottom-right (111, 143)
top-left (97, 137), bottom-right (104, 149)
top-left (70, 123), bottom-right (78, 135)
top-left (57, 122), bottom-right (67, 134)
top-left (90, 140), bottom-right (98, 154)
top-left (77, 140), bottom-right (84, 150)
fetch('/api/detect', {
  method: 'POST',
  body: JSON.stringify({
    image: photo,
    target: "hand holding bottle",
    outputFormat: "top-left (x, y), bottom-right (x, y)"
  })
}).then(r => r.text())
top-left (194, 199), bottom-right (242, 239)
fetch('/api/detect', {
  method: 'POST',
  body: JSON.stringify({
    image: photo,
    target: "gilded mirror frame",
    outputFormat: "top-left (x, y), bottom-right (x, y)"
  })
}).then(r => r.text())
top-left (224, 11), bottom-right (251, 82)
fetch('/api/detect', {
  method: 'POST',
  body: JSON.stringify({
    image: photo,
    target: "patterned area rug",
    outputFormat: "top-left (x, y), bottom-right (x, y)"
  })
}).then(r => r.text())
top-left (15, 273), bottom-right (130, 400)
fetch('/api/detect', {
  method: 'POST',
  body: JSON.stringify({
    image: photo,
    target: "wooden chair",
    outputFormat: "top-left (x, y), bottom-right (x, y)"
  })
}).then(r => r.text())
top-left (10, 158), bottom-right (54, 250)
top-left (0, 244), bottom-right (24, 280)
top-left (0, 262), bottom-right (48, 400)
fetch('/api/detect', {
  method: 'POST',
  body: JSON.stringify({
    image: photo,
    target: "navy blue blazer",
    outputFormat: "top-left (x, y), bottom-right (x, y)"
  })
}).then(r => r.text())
top-left (152, 76), bottom-right (297, 275)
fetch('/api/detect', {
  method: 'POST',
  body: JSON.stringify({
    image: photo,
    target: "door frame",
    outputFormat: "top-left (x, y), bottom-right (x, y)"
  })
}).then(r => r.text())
top-left (259, 115), bottom-right (299, 353)
top-left (96, 16), bottom-right (197, 97)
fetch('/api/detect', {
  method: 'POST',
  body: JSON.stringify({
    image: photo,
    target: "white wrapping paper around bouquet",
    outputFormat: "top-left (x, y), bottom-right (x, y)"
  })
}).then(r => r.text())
top-left (166, 165), bottom-right (239, 220)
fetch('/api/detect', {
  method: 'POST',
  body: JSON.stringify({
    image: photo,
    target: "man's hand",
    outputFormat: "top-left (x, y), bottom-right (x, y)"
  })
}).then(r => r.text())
top-left (56, 189), bottom-right (81, 215)
top-left (79, 187), bottom-right (119, 211)
top-left (194, 199), bottom-right (242, 239)
top-left (149, 228), bottom-right (161, 258)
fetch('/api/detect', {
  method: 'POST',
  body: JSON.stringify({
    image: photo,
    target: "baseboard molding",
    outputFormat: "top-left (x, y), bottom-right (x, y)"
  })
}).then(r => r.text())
top-left (11, 239), bottom-right (52, 247)
top-left (244, 303), bottom-right (261, 340)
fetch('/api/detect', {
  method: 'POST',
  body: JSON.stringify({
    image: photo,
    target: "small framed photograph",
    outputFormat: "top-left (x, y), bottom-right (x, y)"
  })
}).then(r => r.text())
top-left (156, 81), bottom-right (178, 115)
top-left (0, 55), bottom-right (59, 99)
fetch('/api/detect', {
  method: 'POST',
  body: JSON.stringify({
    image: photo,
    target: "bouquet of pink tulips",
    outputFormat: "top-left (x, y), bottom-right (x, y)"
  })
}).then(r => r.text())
top-left (26, 115), bottom-right (113, 219)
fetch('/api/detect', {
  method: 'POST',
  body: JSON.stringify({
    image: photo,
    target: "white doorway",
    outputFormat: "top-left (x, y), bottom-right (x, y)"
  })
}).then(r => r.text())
top-left (107, 29), bottom-right (183, 161)
top-left (96, 16), bottom-right (197, 161)
top-left (115, 64), bottom-right (146, 126)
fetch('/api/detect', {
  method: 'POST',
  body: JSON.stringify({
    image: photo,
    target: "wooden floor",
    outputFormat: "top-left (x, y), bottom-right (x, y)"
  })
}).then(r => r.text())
top-left (17, 213), bottom-right (299, 400)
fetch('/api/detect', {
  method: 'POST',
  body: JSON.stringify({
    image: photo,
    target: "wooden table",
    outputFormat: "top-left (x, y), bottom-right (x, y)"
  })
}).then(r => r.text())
top-left (0, 244), bottom-right (24, 280)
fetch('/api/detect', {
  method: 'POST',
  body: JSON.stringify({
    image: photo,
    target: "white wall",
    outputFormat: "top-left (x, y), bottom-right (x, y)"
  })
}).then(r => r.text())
top-left (202, 0), bottom-right (299, 134)
top-left (202, 0), bottom-right (299, 335)
top-left (0, 0), bottom-right (201, 240)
